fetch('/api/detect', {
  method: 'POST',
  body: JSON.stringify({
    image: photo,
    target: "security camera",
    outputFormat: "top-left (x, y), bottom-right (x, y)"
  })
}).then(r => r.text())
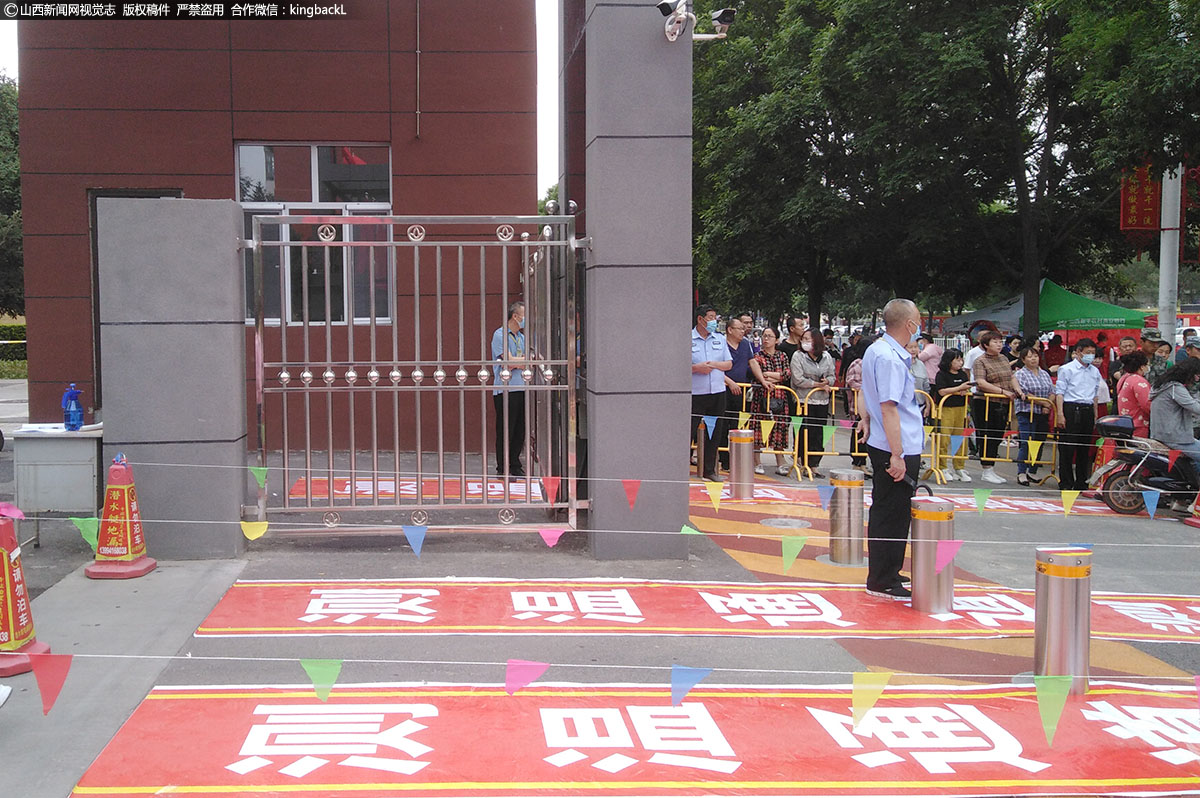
top-left (710, 8), bottom-right (736, 35)
top-left (655, 0), bottom-right (678, 16)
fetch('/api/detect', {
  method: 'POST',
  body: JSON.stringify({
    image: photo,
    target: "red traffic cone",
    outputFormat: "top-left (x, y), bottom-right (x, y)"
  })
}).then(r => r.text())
top-left (85, 456), bottom-right (157, 579)
top-left (0, 517), bottom-right (50, 677)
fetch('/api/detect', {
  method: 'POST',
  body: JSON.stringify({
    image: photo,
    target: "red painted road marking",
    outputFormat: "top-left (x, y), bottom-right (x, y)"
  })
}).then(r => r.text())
top-left (193, 578), bottom-right (1200, 643)
top-left (72, 682), bottom-right (1200, 797)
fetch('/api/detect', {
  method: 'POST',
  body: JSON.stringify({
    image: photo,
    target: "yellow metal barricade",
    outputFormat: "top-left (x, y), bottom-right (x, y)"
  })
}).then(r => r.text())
top-left (692, 382), bottom-right (803, 480)
top-left (1018, 396), bottom-right (1059, 486)
top-left (798, 387), bottom-right (841, 481)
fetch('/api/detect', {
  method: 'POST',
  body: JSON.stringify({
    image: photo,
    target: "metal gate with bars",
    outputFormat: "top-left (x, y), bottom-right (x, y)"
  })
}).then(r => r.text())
top-left (250, 214), bottom-right (581, 531)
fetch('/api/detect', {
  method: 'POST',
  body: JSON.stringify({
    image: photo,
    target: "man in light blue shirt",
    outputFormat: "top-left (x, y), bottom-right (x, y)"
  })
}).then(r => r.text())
top-left (492, 301), bottom-right (527, 477)
top-left (858, 298), bottom-right (926, 599)
top-left (1053, 337), bottom-right (1103, 491)
top-left (691, 304), bottom-right (732, 481)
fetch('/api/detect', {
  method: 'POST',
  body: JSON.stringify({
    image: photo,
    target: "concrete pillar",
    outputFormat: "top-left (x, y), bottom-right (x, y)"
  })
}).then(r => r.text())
top-left (96, 198), bottom-right (247, 559)
top-left (577, 1), bottom-right (692, 558)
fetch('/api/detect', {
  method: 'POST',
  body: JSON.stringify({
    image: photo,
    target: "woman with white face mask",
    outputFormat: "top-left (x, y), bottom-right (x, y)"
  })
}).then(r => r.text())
top-left (1053, 337), bottom-right (1104, 491)
top-left (790, 328), bottom-right (837, 479)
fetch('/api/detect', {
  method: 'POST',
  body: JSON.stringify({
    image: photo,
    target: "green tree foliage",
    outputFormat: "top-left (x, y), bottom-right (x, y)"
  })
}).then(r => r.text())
top-left (0, 74), bottom-right (20, 318)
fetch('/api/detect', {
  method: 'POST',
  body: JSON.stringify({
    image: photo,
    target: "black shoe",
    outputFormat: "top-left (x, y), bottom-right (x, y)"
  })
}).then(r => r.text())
top-left (866, 584), bottom-right (912, 600)
top-left (703, 472), bottom-right (725, 482)
top-left (510, 468), bottom-right (526, 479)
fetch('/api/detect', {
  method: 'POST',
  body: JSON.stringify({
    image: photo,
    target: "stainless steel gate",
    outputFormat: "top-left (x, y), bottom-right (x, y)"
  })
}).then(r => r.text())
top-left (250, 214), bottom-right (580, 530)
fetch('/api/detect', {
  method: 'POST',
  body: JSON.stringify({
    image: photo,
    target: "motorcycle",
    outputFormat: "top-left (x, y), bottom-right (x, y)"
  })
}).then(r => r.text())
top-left (1089, 415), bottom-right (1200, 514)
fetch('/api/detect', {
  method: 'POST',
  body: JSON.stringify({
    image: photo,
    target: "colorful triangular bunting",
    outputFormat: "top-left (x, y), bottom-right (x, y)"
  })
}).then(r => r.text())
top-left (29, 653), bottom-right (72, 715)
top-left (935, 539), bottom-right (964, 574)
top-left (949, 434), bottom-right (965, 457)
top-left (402, 525), bottom-right (427, 557)
top-left (1027, 439), bottom-right (1043, 463)
top-left (817, 484), bottom-right (835, 511)
top-left (69, 517), bottom-right (99, 551)
top-left (248, 466), bottom-right (268, 490)
top-left (542, 476), bottom-right (561, 504)
top-left (703, 415), bottom-right (717, 439)
top-left (1168, 449), bottom-right (1183, 472)
top-left (623, 479), bottom-right (641, 510)
top-left (680, 524), bottom-right (702, 535)
top-left (240, 521), bottom-right (268, 540)
top-left (671, 665), bottom-right (713, 705)
top-left (738, 411), bottom-right (750, 429)
top-left (781, 536), bottom-right (807, 573)
top-left (1061, 490), bottom-right (1081, 516)
top-left (1034, 675), bottom-right (1073, 746)
top-left (791, 416), bottom-right (803, 437)
top-left (823, 425), bottom-right (835, 448)
top-left (505, 659), bottom-right (550, 695)
top-left (852, 671), bottom-right (893, 727)
top-left (300, 658), bottom-right (343, 702)
top-left (761, 419), bottom-right (776, 441)
top-left (705, 481), bottom-right (723, 512)
top-left (1143, 491), bottom-right (1160, 520)
top-left (539, 528), bottom-right (567, 547)
top-left (973, 489), bottom-right (992, 515)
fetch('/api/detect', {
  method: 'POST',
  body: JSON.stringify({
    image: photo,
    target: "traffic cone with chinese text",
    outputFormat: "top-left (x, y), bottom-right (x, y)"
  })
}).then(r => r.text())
top-left (85, 455), bottom-right (157, 579)
top-left (0, 517), bottom-right (50, 677)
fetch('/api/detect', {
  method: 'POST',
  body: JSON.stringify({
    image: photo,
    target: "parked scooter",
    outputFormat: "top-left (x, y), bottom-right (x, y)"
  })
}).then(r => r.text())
top-left (1089, 415), bottom-right (1200, 514)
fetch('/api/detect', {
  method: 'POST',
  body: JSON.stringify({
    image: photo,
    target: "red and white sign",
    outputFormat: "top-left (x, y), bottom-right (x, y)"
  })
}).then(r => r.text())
top-left (290, 477), bottom-right (545, 502)
top-left (71, 681), bottom-right (1200, 797)
top-left (0, 521), bottom-right (34, 651)
top-left (194, 578), bottom-right (1200, 644)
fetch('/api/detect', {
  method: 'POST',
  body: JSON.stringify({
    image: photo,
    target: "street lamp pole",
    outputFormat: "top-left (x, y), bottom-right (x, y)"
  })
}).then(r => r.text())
top-left (1158, 165), bottom-right (1182, 344)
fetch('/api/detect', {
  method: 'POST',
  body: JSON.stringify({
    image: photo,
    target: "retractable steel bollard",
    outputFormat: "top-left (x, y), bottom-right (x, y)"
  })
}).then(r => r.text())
top-left (910, 497), bottom-right (955, 614)
top-left (828, 468), bottom-right (865, 565)
top-left (728, 428), bottom-right (755, 499)
top-left (1035, 546), bottom-right (1092, 694)
top-left (695, 420), bottom-right (706, 478)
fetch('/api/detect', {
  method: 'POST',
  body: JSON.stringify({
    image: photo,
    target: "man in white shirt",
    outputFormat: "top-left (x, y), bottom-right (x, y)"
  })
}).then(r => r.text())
top-left (1053, 338), bottom-right (1104, 491)
top-left (691, 305), bottom-right (733, 482)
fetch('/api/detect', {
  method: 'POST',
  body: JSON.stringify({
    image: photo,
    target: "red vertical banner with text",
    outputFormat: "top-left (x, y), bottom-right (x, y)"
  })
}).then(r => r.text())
top-left (1121, 165), bottom-right (1161, 232)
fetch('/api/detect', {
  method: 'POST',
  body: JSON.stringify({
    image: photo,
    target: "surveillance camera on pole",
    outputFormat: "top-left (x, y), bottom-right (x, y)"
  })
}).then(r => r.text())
top-left (655, 2), bottom-right (736, 42)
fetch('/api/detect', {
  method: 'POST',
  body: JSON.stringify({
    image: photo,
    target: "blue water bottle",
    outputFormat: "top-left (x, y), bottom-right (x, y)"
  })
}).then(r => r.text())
top-left (62, 383), bottom-right (83, 431)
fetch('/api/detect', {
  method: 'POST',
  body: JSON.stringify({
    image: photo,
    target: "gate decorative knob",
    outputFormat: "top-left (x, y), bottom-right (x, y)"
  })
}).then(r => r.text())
top-left (522, 368), bottom-right (534, 382)
top-left (367, 369), bottom-right (380, 385)
top-left (389, 368), bottom-right (403, 384)
top-left (411, 368), bottom-right (425, 384)
top-left (322, 369), bottom-right (336, 385)
top-left (317, 223), bottom-right (337, 242)
top-left (300, 370), bottom-right (314, 385)
top-left (433, 368), bottom-right (446, 384)
top-left (278, 370), bottom-right (291, 385)
top-left (477, 368), bottom-right (491, 383)
top-left (455, 368), bottom-right (468, 383)
top-left (345, 368), bottom-right (358, 385)
top-left (542, 368), bottom-right (554, 383)
top-left (500, 368), bottom-right (512, 383)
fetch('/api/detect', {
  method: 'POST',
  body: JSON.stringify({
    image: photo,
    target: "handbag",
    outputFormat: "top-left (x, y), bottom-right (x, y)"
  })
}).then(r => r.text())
top-left (769, 395), bottom-right (787, 416)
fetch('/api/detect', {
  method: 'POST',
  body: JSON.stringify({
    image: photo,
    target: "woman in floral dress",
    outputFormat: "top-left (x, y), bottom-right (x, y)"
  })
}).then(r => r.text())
top-left (748, 327), bottom-right (792, 475)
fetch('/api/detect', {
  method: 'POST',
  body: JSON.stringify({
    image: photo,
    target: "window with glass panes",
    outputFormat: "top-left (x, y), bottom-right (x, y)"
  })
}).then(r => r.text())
top-left (238, 144), bottom-right (392, 323)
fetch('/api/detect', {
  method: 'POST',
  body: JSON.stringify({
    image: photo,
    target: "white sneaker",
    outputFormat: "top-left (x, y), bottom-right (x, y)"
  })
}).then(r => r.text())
top-left (942, 469), bottom-right (957, 482)
top-left (957, 468), bottom-right (972, 483)
top-left (981, 467), bottom-right (1006, 484)
top-left (754, 464), bottom-right (765, 474)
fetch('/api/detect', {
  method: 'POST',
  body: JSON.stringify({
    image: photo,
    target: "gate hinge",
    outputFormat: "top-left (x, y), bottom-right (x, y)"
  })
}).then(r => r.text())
top-left (571, 237), bottom-right (592, 251)
top-left (240, 239), bottom-right (257, 252)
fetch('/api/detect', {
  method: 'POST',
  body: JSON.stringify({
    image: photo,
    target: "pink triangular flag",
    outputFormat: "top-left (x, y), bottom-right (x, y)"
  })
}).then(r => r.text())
top-left (29, 653), bottom-right (72, 715)
top-left (505, 659), bottom-right (550, 695)
top-left (934, 539), bottom-right (964, 574)
top-left (622, 479), bottom-right (641, 509)
top-left (539, 528), bottom-right (567, 547)
top-left (0, 502), bottom-right (25, 520)
top-left (542, 476), bottom-right (561, 504)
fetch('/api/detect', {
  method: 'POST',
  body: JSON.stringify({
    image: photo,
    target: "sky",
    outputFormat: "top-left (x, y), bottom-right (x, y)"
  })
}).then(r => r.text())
top-left (0, 9), bottom-right (561, 196)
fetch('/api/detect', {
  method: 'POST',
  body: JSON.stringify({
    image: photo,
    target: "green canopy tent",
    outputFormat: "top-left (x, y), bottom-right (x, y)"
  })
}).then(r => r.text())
top-left (1021, 279), bottom-right (1149, 331)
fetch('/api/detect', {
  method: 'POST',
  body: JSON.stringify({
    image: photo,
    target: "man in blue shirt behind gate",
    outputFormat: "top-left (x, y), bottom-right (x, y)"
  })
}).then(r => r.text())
top-left (857, 298), bottom-right (926, 600)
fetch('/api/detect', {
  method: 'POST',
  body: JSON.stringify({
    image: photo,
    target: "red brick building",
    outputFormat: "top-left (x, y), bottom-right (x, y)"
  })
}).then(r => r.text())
top-left (18, 1), bottom-right (536, 423)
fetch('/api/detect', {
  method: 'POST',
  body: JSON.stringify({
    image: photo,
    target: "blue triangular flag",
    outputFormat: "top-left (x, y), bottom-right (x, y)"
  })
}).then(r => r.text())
top-left (402, 525), bottom-right (427, 557)
top-left (671, 665), bottom-right (713, 705)
top-left (1067, 542), bottom-right (1095, 550)
top-left (1142, 491), bottom-right (1160, 520)
top-left (703, 415), bottom-right (717, 439)
top-left (817, 485), bottom-right (835, 511)
top-left (949, 434), bottom-right (964, 456)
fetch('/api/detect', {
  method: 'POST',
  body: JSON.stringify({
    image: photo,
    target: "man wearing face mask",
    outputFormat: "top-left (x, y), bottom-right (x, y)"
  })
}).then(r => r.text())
top-left (692, 305), bottom-right (733, 481)
top-left (492, 300), bottom-right (529, 478)
top-left (1053, 338), bottom-right (1103, 491)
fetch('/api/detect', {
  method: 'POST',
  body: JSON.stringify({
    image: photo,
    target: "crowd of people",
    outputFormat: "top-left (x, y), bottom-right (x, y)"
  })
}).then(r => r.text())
top-left (691, 307), bottom-right (1200, 491)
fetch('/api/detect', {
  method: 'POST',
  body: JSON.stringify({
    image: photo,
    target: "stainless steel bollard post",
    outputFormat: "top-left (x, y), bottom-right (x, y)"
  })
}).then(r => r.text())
top-left (695, 420), bottom-right (706, 478)
top-left (728, 428), bottom-right (755, 499)
top-left (1035, 546), bottom-right (1092, 695)
top-left (828, 468), bottom-right (864, 565)
top-left (910, 497), bottom-right (955, 614)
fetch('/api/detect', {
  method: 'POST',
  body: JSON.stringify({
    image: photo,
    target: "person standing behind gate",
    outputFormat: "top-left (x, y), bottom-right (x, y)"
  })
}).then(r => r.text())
top-left (718, 317), bottom-right (753, 471)
top-left (1053, 337), bottom-right (1104, 491)
top-left (972, 330), bottom-right (1022, 485)
top-left (691, 304), bottom-right (733, 482)
top-left (492, 300), bottom-right (528, 478)
top-left (858, 299), bottom-right (926, 600)
top-left (790, 328), bottom-right (836, 479)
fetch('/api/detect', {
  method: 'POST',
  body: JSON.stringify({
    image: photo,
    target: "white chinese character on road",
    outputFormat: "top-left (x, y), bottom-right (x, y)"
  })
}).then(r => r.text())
top-left (226, 703), bottom-right (437, 778)
top-left (300, 588), bottom-right (438, 624)
top-left (809, 703), bottom-right (1050, 774)
top-left (699, 591), bottom-right (855, 627)
top-left (1082, 701), bottom-right (1200, 765)
top-left (540, 704), bottom-right (740, 774)
top-left (1094, 601), bottom-right (1200, 635)
top-left (511, 589), bottom-right (644, 624)
top-left (950, 594), bottom-right (1036, 628)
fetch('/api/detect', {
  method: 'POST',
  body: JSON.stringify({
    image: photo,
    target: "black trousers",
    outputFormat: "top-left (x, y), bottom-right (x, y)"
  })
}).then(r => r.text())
top-left (866, 445), bottom-right (921, 591)
top-left (1058, 402), bottom-right (1095, 491)
top-left (691, 391), bottom-right (727, 477)
top-left (802, 402), bottom-right (830, 467)
top-left (493, 391), bottom-right (526, 474)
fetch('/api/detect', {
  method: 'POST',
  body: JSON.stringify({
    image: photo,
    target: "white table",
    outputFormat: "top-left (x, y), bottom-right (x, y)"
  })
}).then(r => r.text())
top-left (13, 423), bottom-right (104, 547)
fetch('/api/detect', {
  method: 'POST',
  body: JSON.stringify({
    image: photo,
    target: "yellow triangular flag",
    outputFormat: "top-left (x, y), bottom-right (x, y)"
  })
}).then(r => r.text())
top-left (705, 481), bottom-right (723, 512)
top-left (738, 411), bottom-right (750, 429)
top-left (1061, 490), bottom-right (1081, 516)
top-left (852, 671), bottom-right (893, 727)
top-left (241, 521), bottom-right (268, 540)
top-left (760, 419), bottom-right (776, 441)
top-left (1028, 439), bottom-right (1043, 463)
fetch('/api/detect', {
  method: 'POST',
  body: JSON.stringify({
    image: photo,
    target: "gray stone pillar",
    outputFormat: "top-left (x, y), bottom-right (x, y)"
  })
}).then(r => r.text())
top-left (96, 198), bottom-right (247, 559)
top-left (581, 1), bottom-right (692, 558)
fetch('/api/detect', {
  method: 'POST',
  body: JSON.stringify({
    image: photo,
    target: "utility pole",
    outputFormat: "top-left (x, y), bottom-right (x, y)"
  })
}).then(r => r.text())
top-left (1158, 166), bottom-right (1182, 343)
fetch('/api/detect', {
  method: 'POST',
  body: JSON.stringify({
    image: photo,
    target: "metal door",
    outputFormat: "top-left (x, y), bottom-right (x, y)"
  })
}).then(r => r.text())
top-left (250, 214), bottom-right (580, 530)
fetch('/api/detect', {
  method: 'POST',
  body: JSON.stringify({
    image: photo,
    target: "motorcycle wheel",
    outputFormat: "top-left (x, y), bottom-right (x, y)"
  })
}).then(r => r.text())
top-left (1101, 469), bottom-right (1145, 515)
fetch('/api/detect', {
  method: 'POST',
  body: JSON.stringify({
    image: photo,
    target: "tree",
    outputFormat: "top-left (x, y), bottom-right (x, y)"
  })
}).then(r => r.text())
top-left (0, 73), bottom-right (19, 318)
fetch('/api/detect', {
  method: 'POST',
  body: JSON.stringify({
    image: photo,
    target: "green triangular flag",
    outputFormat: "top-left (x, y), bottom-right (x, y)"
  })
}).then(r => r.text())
top-left (300, 659), bottom-right (344, 702)
top-left (249, 465), bottom-right (268, 489)
top-left (680, 524), bottom-right (702, 535)
top-left (1034, 675), bottom-right (1073, 746)
top-left (823, 425), bottom-right (835, 448)
top-left (69, 517), bottom-right (99, 551)
top-left (973, 489), bottom-right (993, 515)
top-left (781, 535), bottom-right (807, 573)
top-left (791, 415), bottom-right (803, 436)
